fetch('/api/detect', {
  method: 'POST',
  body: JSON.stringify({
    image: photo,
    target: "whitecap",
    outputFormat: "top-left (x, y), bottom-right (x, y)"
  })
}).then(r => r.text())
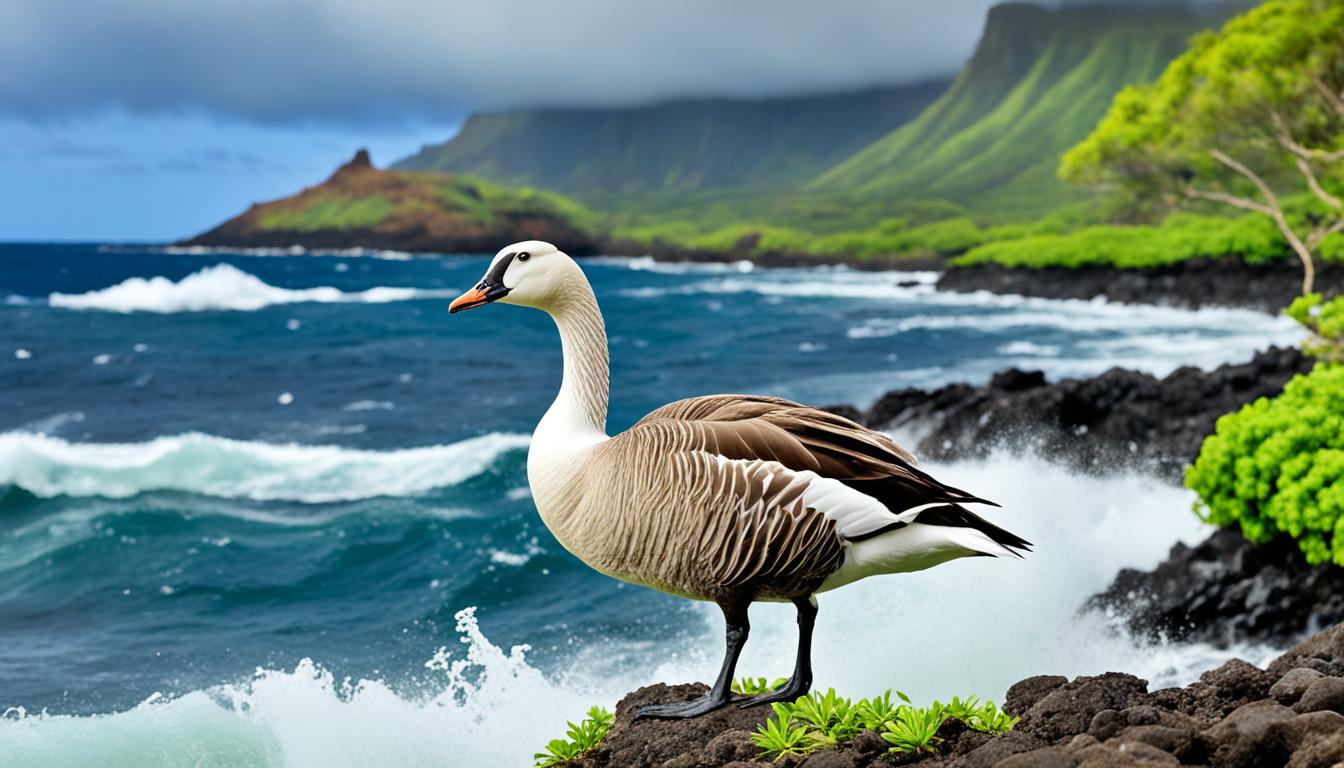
top-left (49, 264), bottom-right (455, 314)
top-left (0, 431), bottom-right (529, 503)
top-left (152, 245), bottom-right (418, 261)
top-left (997, 340), bottom-right (1061, 357)
top-left (342, 400), bottom-right (395, 412)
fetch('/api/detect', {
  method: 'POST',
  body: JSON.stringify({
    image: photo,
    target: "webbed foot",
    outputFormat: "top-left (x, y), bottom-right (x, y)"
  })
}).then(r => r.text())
top-left (735, 679), bottom-right (810, 709)
top-left (634, 693), bottom-right (731, 720)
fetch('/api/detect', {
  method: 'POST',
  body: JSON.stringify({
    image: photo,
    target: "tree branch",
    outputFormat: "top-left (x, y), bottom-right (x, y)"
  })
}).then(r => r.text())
top-left (1205, 148), bottom-right (1317, 295)
top-left (1210, 149), bottom-right (1284, 209)
top-left (1272, 112), bottom-right (1344, 163)
top-left (1307, 217), bottom-right (1344, 250)
top-left (1296, 155), bottom-right (1344, 210)
top-left (1313, 73), bottom-right (1344, 119)
top-left (1185, 187), bottom-right (1273, 215)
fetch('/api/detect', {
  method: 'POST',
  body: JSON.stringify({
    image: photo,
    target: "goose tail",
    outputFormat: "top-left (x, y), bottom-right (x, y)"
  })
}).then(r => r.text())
top-left (919, 502), bottom-right (1032, 559)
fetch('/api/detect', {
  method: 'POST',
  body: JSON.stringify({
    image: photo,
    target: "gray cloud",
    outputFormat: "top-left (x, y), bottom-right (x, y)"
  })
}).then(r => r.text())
top-left (1, 0), bottom-right (1015, 125)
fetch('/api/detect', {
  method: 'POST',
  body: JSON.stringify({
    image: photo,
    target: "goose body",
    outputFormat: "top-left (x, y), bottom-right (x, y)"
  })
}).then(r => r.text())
top-left (452, 241), bottom-right (1030, 718)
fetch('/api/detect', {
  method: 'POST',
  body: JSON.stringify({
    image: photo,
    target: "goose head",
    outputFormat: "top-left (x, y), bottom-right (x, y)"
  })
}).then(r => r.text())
top-left (449, 240), bottom-right (582, 314)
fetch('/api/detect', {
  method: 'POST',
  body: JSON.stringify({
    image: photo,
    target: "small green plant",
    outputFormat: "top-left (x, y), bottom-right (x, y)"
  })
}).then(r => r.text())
top-left (751, 704), bottom-right (812, 762)
top-left (533, 706), bottom-right (614, 767)
top-left (928, 695), bottom-right (1018, 733)
top-left (969, 701), bottom-right (1018, 733)
top-left (855, 690), bottom-right (902, 730)
top-left (881, 705), bottom-right (945, 754)
top-left (751, 688), bottom-right (1015, 761)
top-left (733, 676), bottom-right (789, 695)
top-left (790, 688), bottom-right (862, 747)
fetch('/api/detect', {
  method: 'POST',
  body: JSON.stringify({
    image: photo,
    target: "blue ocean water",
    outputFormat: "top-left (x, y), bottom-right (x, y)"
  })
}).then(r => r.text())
top-left (0, 244), bottom-right (1299, 766)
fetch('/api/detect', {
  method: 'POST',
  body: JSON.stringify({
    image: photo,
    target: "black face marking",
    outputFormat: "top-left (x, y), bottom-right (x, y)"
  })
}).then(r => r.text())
top-left (479, 251), bottom-right (516, 292)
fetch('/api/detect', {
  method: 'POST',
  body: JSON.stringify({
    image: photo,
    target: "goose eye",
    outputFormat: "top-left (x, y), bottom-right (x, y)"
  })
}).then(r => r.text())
top-left (517, 252), bottom-right (531, 262)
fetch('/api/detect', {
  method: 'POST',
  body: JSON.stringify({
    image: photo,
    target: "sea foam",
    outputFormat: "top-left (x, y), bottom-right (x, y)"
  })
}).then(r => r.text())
top-left (0, 453), bottom-right (1285, 768)
top-left (48, 264), bottom-right (455, 313)
top-left (0, 431), bottom-right (529, 503)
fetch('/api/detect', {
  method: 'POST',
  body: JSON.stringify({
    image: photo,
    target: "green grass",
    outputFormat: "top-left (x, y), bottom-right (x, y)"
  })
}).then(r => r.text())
top-left (258, 194), bottom-right (393, 232)
top-left (533, 706), bottom-right (614, 768)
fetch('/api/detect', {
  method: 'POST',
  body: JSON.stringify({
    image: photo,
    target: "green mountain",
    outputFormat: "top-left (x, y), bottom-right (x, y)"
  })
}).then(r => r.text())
top-left (393, 81), bottom-right (949, 197)
top-left (810, 2), bottom-right (1240, 215)
top-left (184, 150), bottom-right (602, 254)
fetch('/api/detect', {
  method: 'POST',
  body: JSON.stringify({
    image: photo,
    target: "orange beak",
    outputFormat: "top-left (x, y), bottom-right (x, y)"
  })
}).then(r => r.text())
top-left (449, 286), bottom-right (492, 314)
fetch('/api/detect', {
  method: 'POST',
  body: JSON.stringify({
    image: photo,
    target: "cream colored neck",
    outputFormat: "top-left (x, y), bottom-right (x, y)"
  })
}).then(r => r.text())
top-left (534, 273), bottom-right (610, 450)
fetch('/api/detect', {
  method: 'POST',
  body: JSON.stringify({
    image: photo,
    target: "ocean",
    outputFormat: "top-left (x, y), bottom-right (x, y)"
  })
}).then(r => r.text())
top-left (0, 243), bottom-right (1301, 766)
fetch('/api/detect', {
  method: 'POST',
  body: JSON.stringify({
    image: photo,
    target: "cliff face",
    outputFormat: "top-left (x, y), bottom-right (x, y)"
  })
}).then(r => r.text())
top-left (183, 151), bottom-right (603, 254)
top-left (392, 80), bottom-right (950, 197)
top-left (809, 2), bottom-right (1241, 215)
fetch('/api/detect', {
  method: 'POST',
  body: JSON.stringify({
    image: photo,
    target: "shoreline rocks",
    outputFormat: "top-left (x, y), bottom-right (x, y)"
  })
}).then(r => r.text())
top-left (934, 260), bottom-right (1344, 313)
top-left (829, 346), bottom-right (1310, 483)
top-left (830, 344), bottom-right (1344, 651)
top-left (1087, 528), bottom-right (1344, 648)
top-left (573, 623), bottom-right (1344, 767)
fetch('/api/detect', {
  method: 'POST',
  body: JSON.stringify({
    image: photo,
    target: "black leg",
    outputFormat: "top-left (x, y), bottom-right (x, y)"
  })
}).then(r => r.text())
top-left (737, 596), bottom-right (817, 708)
top-left (635, 598), bottom-right (750, 720)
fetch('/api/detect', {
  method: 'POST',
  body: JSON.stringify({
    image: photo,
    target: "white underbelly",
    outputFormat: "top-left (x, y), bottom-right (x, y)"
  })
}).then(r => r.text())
top-left (817, 522), bottom-right (980, 593)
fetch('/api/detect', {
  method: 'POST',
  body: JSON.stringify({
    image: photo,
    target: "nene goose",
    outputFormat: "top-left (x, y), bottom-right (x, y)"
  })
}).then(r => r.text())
top-left (450, 241), bottom-right (1031, 719)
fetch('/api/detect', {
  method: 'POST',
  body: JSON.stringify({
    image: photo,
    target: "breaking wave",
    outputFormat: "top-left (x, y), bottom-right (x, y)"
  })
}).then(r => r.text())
top-left (48, 264), bottom-right (456, 313)
top-left (0, 453), bottom-right (1286, 768)
top-left (0, 431), bottom-right (529, 503)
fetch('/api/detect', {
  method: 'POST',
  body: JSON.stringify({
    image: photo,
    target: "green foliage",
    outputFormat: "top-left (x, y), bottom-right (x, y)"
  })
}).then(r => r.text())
top-left (955, 211), bottom-right (1295, 269)
top-left (258, 195), bottom-right (393, 232)
top-left (751, 708), bottom-right (812, 762)
top-left (1288, 293), bottom-right (1344, 364)
top-left (733, 676), bottom-right (789, 695)
top-left (881, 705), bottom-right (946, 755)
top-left (1186, 364), bottom-right (1344, 565)
top-left (813, 2), bottom-right (1221, 213)
top-left (751, 689), bottom-right (1016, 761)
top-left (533, 706), bottom-right (614, 768)
top-left (933, 696), bottom-right (1018, 734)
top-left (1063, 0), bottom-right (1344, 222)
top-left (395, 80), bottom-right (947, 196)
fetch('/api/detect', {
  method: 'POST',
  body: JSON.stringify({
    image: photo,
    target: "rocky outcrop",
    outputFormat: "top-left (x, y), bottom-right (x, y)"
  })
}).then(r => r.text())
top-left (1088, 528), bottom-right (1344, 648)
top-left (830, 346), bottom-right (1344, 650)
top-left (935, 260), bottom-right (1344, 313)
top-left (182, 150), bottom-right (603, 255)
top-left (831, 346), bottom-right (1310, 483)
top-left (572, 624), bottom-right (1344, 767)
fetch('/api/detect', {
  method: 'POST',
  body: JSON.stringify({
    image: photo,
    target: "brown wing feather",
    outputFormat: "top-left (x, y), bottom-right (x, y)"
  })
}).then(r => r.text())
top-left (633, 394), bottom-right (993, 509)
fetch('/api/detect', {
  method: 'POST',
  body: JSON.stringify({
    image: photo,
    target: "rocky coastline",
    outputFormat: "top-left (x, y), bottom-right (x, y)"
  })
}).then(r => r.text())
top-left (572, 623), bottom-right (1344, 767)
top-left (826, 346), bottom-right (1311, 483)
top-left (934, 260), bottom-right (1344, 313)
top-left (570, 346), bottom-right (1344, 767)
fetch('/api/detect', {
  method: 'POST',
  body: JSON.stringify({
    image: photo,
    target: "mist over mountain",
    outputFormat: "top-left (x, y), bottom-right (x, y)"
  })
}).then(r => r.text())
top-left (809, 1), bottom-right (1243, 213)
top-left (393, 81), bottom-right (950, 197)
top-left (392, 1), bottom-right (1241, 215)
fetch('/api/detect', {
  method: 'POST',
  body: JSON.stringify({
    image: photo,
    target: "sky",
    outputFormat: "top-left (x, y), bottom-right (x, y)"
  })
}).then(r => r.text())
top-left (2, 0), bottom-right (1031, 241)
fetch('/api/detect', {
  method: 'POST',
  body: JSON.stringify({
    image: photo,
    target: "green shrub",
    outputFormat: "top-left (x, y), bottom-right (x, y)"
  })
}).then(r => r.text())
top-left (1288, 294), bottom-right (1344, 364)
top-left (955, 212), bottom-right (1288, 269)
top-left (1186, 364), bottom-right (1344, 565)
top-left (533, 706), bottom-right (614, 767)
